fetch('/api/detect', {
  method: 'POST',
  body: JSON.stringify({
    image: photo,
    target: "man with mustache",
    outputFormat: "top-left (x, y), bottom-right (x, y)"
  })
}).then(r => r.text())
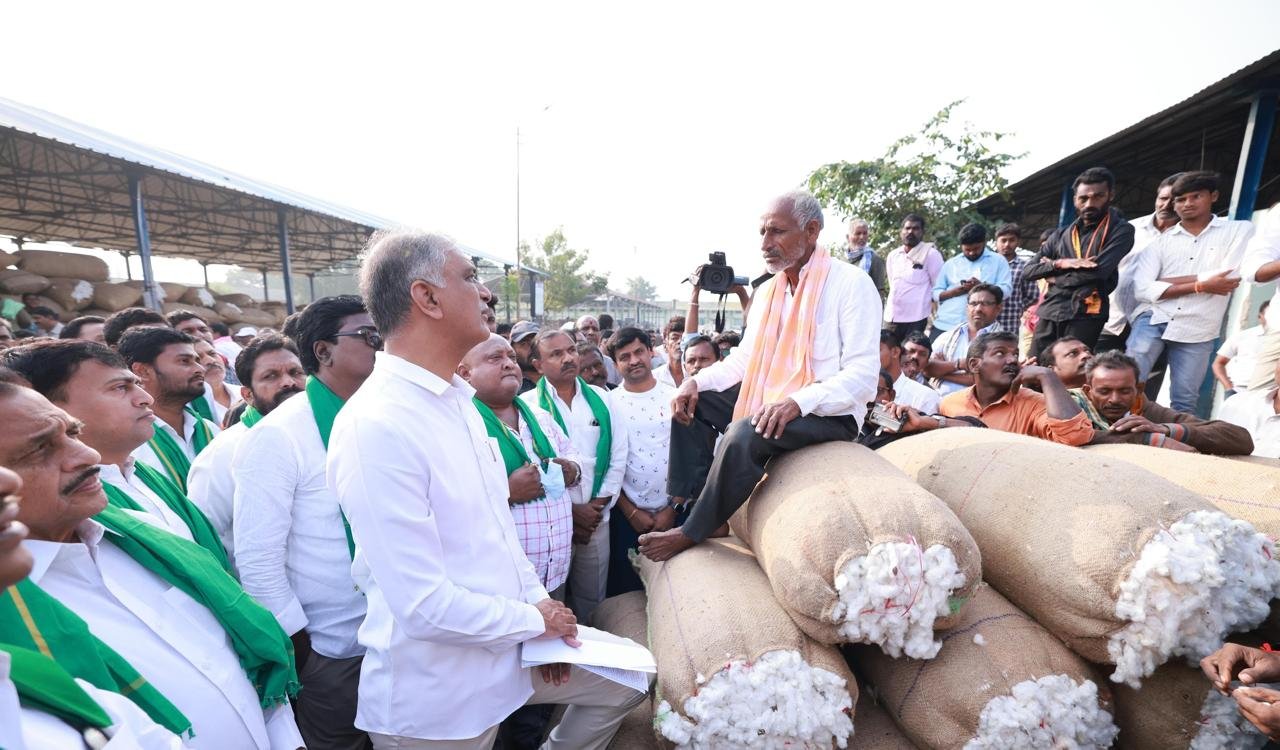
top-left (117, 327), bottom-right (221, 492)
top-left (576, 342), bottom-right (614, 390)
top-left (233, 295), bottom-right (376, 749)
top-left (194, 337), bottom-right (242, 425)
top-left (1, 340), bottom-right (231, 568)
top-left (640, 191), bottom-right (881, 562)
top-left (1071, 350), bottom-right (1252, 455)
top-left (926, 283), bottom-right (1004, 395)
top-left (939, 331), bottom-right (1093, 445)
top-left (0, 382), bottom-right (304, 748)
top-left (577, 315), bottom-right (620, 385)
top-left (1024, 167), bottom-right (1136, 359)
top-left (187, 333), bottom-right (306, 563)
top-left (1041, 337), bottom-right (1093, 389)
top-left (884, 213), bottom-right (944, 340)
top-left (520, 328), bottom-right (626, 622)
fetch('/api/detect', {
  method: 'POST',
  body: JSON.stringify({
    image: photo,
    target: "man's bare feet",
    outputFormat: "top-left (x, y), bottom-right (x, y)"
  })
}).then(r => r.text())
top-left (638, 527), bottom-right (697, 561)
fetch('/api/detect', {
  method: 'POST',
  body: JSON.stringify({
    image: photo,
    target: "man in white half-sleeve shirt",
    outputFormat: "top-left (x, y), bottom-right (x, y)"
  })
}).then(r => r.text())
top-left (1241, 204), bottom-right (1280, 391)
top-left (0, 384), bottom-right (303, 750)
top-left (187, 333), bottom-right (306, 563)
top-left (640, 191), bottom-right (881, 561)
top-left (327, 230), bottom-right (646, 749)
top-left (234, 295), bottom-right (377, 750)
top-left (519, 328), bottom-right (627, 624)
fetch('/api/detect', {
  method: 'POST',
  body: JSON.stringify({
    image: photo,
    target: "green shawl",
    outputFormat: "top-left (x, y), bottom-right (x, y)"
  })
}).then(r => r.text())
top-left (473, 397), bottom-right (556, 475)
top-left (536, 376), bottom-right (612, 497)
top-left (0, 579), bottom-right (191, 735)
top-left (305, 376), bottom-right (356, 559)
top-left (102, 461), bottom-right (233, 575)
top-left (94, 504), bottom-right (300, 708)
top-left (239, 404), bottom-right (265, 429)
top-left (3, 644), bottom-right (112, 731)
top-left (144, 408), bottom-right (216, 492)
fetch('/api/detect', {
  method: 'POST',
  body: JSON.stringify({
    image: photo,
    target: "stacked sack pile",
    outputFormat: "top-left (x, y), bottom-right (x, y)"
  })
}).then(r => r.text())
top-left (0, 249), bottom-right (288, 328)
top-left (592, 431), bottom-right (1280, 749)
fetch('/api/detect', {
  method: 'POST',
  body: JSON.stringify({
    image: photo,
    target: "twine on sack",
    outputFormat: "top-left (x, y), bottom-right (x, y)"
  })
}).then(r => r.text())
top-left (858, 535), bottom-right (927, 619)
top-left (893, 612), bottom-right (1031, 716)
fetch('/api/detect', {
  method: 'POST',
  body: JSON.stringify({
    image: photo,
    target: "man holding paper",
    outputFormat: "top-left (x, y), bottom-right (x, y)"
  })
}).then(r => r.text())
top-left (328, 230), bottom-right (647, 749)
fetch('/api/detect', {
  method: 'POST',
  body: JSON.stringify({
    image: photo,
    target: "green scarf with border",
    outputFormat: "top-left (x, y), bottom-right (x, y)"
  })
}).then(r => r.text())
top-left (239, 404), bottom-right (265, 429)
top-left (94, 504), bottom-right (299, 709)
top-left (536, 376), bottom-right (612, 497)
top-left (144, 408), bottom-right (215, 492)
top-left (188, 393), bottom-right (216, 424)
top-left (305, 375), bottom-right (356, 560)
top-left (4, 644), bottom-right (113, 731)
top-left (474, 397), bottom-right (556, 475)
top-left (102, 461), bottom-right (232, 575)
top-left (0, 580), bottom-right (191, 735)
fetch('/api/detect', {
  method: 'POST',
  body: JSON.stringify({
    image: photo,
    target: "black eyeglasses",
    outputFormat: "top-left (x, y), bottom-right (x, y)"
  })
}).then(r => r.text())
top-left (333, 327), bottom-right (383, 350)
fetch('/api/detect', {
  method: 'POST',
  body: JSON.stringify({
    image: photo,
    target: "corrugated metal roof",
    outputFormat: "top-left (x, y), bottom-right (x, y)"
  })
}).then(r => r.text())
top-left (0, 96), bottom-right (524, 275)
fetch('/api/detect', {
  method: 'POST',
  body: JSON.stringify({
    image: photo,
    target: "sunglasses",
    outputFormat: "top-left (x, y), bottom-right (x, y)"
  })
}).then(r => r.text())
top-left (332, 326), bottom-right (384, 350)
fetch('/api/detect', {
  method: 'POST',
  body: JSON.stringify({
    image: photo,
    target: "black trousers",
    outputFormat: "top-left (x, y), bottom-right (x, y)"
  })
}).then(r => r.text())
top-left (667, 387), bottom-right (860, 542)
top-left (1031, 316), bottom-right (1107, 362)
top-left (886, 318), bottom-right (927, 341)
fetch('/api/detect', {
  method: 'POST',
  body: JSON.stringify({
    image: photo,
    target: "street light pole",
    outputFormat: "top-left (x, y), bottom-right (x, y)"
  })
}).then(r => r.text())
top-left (515, 126), bottom-right (522, 319)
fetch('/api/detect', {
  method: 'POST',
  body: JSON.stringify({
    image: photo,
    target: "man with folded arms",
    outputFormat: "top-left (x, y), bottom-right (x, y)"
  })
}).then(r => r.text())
top-left (3, 340), bottom-right (230, 568)
top-left (234, 295), bottom-right (377, 749)
top-left (118, 327), bottom-right (221, 492)
top-left (0, 382), bottom-right (303, 748)
top-left (328, 230), bottom-right (645, 749)
top-left (1071, 350), bottom-right (1252, 454)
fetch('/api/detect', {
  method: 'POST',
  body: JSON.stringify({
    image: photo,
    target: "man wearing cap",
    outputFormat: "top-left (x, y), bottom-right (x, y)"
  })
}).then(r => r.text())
top-left (233, 326), bottom-right (259, 348)
top-left (510, 321), bottom-right (541, 394)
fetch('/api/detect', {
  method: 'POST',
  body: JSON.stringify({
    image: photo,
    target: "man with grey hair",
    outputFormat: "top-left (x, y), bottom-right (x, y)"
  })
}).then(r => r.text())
top-left (640, 191), bottom-right (882, 561)
top-left (327, 229), bottom-right (647, 748)
top-left (845, 218), bottom-right (887, 297)
top-left (576, 314), bottom-right (620, 385)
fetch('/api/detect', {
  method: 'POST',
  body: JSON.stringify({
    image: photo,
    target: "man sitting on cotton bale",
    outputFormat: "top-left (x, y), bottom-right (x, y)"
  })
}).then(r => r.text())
top-left (640, 190), bottom-right (881, 561)
top-left (1072, 349), bottom-right (1254, 455)
top-left (1041, 336), bottom-right (1093, 388)
top-left (939, 331), bottom-right (1094, 446)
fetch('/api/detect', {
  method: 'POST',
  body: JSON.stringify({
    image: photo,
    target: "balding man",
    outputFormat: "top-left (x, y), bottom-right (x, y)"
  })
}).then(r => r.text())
top-left (640, 191), bottom-right (881, 561)
top-left (844, 218), bottom-right (887, 297)
top-left (327, 231), bottom-right (646, 749)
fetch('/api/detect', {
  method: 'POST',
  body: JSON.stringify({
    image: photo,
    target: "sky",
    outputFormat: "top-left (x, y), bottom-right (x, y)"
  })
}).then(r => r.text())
top-left (4, 1), bottom-right (1280, 298)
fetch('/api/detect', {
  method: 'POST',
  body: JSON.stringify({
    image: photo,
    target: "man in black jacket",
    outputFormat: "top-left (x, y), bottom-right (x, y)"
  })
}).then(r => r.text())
top-left (1024, 167), bottom-right (1135, 359)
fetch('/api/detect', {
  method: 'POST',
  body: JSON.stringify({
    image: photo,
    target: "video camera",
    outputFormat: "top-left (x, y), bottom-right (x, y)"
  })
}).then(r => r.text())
top-left (690, 251), bottom-right (749, 295)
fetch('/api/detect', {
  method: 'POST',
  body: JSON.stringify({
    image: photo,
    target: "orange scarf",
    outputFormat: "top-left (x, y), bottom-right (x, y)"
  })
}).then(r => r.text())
top-left (733, 249), bottom-right (833, 421)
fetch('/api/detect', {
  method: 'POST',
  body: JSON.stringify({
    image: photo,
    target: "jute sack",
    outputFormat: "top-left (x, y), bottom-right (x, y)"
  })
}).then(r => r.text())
top-left (161, 302), bottom-right (221, 324)
top-left (21, 295), bottom-right (67, 320)
top-left (1233, 455), bottom-right (1280, 468)
top-left (17, 250), bottom-right (109, 282)
top-left (91, 282), bottom-right (143, 312)
top-left (875, 427), bottom-right (1212, 666)
top-left (216, 292), bottom-right (257, 308)
top-left (43, 278), bottom-right (95, 312)
top-left (0, 269), bottom-right (51, 295)
top-left (236, 308), bottom-right (278, 327)
top-left (595, 592), bottom-right (662, 750)
top-left (1086, 443), bottom-right (1280, 539)
top-left (213, 302), bottom-right (245, 324)
top-left (639, 538), bottom-right (855, 748)
top-left (727, 441), bottom-right (981, 647)
top-left (180, 287), bottom-right (218, 308)
top-left (1111, 661), bottom-right (1270, 749)
top-left (0, 250), bottom-right (18, 268)
top-left (852, 584), bottom-right (1116, 750)
top-left (848, 687), bottom-right (917, 750)
top-left (158, 282), bottom-right (188, 303)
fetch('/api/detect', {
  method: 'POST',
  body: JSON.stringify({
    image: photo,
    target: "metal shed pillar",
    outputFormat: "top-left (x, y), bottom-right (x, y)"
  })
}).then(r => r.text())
top-left (127, 174), bottom-right (161, 311)
top-left (277, 208), bottom-right (295, 314)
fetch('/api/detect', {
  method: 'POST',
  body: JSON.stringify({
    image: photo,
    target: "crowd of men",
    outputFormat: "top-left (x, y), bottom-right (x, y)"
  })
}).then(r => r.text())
top-left (0, 177), bottom-right (1278, 747)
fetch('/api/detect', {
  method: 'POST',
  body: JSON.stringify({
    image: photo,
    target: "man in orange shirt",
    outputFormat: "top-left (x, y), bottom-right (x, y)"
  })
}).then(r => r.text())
top-left (939, 331), bottom-right (1094, 445)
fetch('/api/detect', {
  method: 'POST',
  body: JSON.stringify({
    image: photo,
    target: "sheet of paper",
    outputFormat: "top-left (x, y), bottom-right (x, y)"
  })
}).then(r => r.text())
top-left (579, 663), bottom-right (652, 693)
top-left (521, 625), bottom-right (656, 674)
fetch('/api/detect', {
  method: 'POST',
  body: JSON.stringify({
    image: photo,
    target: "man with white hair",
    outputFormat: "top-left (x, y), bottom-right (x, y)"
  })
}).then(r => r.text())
top-left (640, 191), bottom-right (881, 561)
top-left (844, 218), bottom-right (887, 297)
top-left (327, 230), bottom-right (647, 748)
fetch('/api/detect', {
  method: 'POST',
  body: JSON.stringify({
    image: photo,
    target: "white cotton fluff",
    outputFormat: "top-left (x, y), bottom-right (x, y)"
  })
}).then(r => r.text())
top-left (1109, 510), bottom-right (1280, 688)
top-left (654, 650), bottom-right (854, 749)
top-left (963, 675), bottom-right (1118, 750)
top-left (1189, 688), bottom-right (1269, 750)
top-left (830, 540), bottom-right (966, 659)
top-left (71, 280), bottom-right (93, 302)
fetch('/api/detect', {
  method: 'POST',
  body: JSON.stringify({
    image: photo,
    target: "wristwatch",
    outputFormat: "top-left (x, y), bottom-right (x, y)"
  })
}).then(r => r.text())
top-left (932, 415), bottom-right (947, 429)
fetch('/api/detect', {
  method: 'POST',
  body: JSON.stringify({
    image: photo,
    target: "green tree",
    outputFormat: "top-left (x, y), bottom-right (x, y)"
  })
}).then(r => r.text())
top-left (625, 276), bottom-right (657, 301)
top-left (808, 100), bottom-right (1023, 256)
top-left (523, 228), bottom-right (609, 314)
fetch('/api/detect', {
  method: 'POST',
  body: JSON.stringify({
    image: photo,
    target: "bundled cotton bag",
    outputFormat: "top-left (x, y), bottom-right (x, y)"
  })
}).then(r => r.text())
top-left (848, 687), bottom-right (916, 750)
top-left (878, 427), bottom-right (1280, 687)
top-left (729, 441), bottom-right (980, 659)
top-left (1111, 661), bottom-right (1269, 749)
top-left (43, 277), bottom-right (95, 312)
top-left (17, 249), bottom-right (109, 281)
top-left (594, 592), bottom-right (661, 750)
top-left (640, 538), bottom-right (855, 748)
top-left (91, 281), bottom-right (143, 311)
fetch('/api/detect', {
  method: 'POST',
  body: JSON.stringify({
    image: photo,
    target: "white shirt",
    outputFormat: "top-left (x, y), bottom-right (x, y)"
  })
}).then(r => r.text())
top-left (327, 352), bottom-right (549, 741)
top-left (1104, 213), bottom-right (1171, 335)
top-left (1218, 325), bottom-right (1268, 390)
top-left (1220, 387), bottom-right (1280, 458)
top-left (214, 337), bottom-right (243, 366)
top-left (519, 380), bottom-right (627, 512)
top-left (203, 381), bottom-right (242, 426)
top-left (893, 372), bottom-right (941, 414)
top-left (25, 520), bottom-right (303, 750)
top-left (1, 650), bottom-right (189, 750)
top-left (233, 390), bottom-right (367, 659)
top-left (1241, 208), bottom-right (1280, 330)
top-left (611, 380), bottom-right (678, 512)
top-left (187, 421), bottom-right (250, 566)
top-left (1133, 216), bottom-right (1256, 342)
top-left (98, 460), bottom-right (195, 543)
top-left (653, 363), bottom-right (680, 389)
top-left (132, 411), bottom-right (221, 479)
top-left (693, 257), bottom-right (881, 423)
